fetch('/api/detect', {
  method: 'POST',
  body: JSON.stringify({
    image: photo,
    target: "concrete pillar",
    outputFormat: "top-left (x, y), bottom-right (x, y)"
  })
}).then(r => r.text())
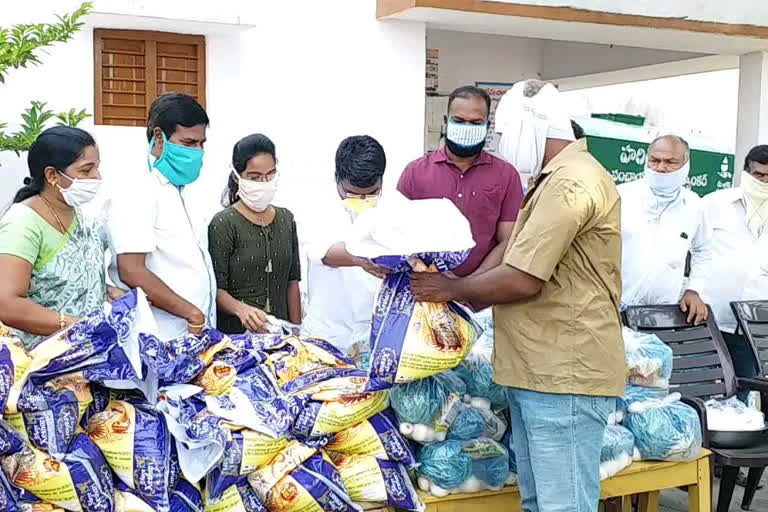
top-left (736, 52), bottom-right (768, 185)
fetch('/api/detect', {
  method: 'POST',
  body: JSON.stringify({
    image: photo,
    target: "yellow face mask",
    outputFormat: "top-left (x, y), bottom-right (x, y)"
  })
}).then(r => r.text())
top-left (342, 197), bottom-right (379, 218)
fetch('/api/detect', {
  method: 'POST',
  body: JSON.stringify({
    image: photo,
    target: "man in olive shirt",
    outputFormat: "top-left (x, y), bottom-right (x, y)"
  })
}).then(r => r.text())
top-left (412, 80), bottom-right (625, 512)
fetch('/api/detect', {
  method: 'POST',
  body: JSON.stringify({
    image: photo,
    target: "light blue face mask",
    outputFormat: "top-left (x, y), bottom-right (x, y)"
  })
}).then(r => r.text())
top-left (644, 160), bottom-right (690, 198)
top-left (148, 132), bottom-right (204, 186)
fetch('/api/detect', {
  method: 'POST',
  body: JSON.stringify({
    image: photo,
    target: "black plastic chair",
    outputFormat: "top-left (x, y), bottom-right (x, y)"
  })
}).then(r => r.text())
top-left (625, 304), bottom-right (768, 512)
top-left (731, 301), bottom-right (768, 379)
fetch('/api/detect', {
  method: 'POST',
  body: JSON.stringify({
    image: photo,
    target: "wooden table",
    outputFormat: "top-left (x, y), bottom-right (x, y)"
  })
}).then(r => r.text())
top-left (406, 450), bottom-right (712, 512)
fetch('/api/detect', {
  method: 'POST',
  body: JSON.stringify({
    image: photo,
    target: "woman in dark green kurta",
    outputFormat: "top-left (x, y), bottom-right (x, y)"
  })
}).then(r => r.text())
top-left (208, 134), bottom-right (301, 334)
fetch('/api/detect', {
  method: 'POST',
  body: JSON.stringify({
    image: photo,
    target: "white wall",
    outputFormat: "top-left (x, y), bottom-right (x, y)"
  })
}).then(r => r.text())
top-left (1, 0), bottom-right (427, 231)
top-left (492, 0), bottom-right (768, 26)
top-left (541, 41), bottom-right (703, 80)
top-left (90, 0), bottom-right (260, 25)
top-left (425, 29), bottom-right (706, 93)
top-left (426, 30), bottom-right (543, 94)
top-left (562, 69), bottom-right (739, 153)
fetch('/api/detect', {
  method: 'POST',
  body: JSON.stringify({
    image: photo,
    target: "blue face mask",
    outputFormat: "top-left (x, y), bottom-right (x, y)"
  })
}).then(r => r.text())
top-left (148, 132), bottom-right (204, 186)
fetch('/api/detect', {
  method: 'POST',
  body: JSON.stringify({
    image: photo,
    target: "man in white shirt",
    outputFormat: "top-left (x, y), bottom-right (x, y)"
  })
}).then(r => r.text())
top-left (107, 93), bottom-right (216, 341)
top-left (619, 135), bottom-right (710, 324)
top-left (700, 145), bottom-right (768, 395)
top-left (301, 136), bottom-right (388, 354)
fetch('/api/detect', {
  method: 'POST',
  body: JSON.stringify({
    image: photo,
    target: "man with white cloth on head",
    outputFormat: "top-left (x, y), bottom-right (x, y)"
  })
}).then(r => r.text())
top-left (618, 135), bottom-right (711, 323)
top-left (410, 80), bottom-right (625, 512)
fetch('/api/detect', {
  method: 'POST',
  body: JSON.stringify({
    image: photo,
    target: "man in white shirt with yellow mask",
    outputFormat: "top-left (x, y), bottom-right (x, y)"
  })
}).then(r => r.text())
top-left (700, 145), bottom-right (768, 395)
top-left (619, 135), bottom-right (711, 323)
top-left (301, 135), bottom-right (388, 354)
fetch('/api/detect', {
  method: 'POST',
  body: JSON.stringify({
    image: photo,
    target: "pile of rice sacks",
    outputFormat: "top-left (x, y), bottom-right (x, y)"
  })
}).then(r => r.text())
top-left (0, 197), bottom-right (531, 511)
top-left (0, 290), bottom-right (426, 512)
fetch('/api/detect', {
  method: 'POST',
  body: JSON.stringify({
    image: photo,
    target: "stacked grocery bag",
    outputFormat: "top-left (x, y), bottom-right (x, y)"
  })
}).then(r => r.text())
top-left (600, 327), bottom-right (703, 480)
top-left (347, 196), bottom-right (516, 499)
top-left (389, 309), bottom-right (516, 498)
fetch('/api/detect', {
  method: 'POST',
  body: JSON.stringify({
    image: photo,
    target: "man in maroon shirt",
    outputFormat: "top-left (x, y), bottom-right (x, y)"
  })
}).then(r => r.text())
top-left (398, 85), bottom-right (524, 277)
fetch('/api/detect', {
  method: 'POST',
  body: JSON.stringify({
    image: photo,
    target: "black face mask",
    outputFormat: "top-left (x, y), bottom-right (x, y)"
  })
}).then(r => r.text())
top-left (445, 138), bottom-right (485, 158)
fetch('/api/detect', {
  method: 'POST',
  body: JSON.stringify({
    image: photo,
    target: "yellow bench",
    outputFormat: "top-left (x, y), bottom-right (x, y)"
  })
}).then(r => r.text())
top-left (407, 450), bottom-right (711, 512)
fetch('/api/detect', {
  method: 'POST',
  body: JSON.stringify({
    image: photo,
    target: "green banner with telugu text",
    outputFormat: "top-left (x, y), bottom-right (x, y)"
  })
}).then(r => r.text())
top-left (586, 135), bottom-right (735, 196)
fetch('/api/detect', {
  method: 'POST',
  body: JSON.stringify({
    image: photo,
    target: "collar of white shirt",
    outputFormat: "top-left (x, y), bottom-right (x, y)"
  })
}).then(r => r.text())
top-left (723, 186), bottom-right (746, 206)
top-left (147, 154), bottom-right (172, 186)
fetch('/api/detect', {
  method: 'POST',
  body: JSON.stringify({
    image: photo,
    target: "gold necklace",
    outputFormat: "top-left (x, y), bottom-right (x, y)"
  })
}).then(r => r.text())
top-left (39, 193), bottom-right (69, 234)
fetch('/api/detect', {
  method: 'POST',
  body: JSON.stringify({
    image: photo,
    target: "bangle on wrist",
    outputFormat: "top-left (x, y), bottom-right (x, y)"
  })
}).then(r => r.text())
top-left (187, 320), bottom-right (206, 329)
top-left (58, 312), bottom-right (66, 329)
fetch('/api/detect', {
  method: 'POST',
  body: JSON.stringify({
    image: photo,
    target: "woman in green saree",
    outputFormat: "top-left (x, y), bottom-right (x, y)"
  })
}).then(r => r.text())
top-left (0, 126), bottom-right (110, 349)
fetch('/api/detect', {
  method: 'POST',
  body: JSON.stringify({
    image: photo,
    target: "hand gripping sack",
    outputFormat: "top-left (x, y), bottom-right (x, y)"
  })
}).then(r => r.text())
top-left (344, 196), bottom-right (479, 392)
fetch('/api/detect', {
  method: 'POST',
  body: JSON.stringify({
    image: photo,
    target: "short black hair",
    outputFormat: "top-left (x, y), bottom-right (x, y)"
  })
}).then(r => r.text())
top-left (571, 120), bottom-right (585, 140)
top-left (744, 145), bottom-right (768, 171)
top-left (335, 135), bottom-right (386, 188)
top-left (448, 86), bottom-right (491, 116)
top-left (146, 93), bottom-right (209, 141)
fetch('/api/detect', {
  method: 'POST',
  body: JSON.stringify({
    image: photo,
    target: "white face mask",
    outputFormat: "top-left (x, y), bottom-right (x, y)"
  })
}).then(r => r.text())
top-left (56, 172), bottom-right (101, 207)
top-left (234, 171), bottom-right (277, 212)
top-left (644, 160), bottom-right (690, 198)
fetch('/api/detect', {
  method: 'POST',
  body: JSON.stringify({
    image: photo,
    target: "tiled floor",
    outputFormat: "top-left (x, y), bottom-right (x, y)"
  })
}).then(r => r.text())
top-left (660, 472), bottom-right (768, 511)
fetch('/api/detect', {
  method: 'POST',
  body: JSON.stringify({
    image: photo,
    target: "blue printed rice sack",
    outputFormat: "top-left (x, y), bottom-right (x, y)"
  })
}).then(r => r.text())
top-left (325, 409), bottom-right (417, 469)
top-left (139, 329), bottom-right (235, 386)
top-left (0, 422), bottom-right (114, 512)
top-left (333, 454), bottom-right (421, 511)
top-left (344, 196), bottom-right (479, 392)
top-left (86, 400), bottom-right (173, 510)
top-left (257, 452), bottom-right (358, 512)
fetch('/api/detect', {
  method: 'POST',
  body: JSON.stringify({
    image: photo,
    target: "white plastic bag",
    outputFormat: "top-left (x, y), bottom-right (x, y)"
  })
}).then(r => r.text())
top-left (706, 396), bottom-right (766, 431)
top-left (346, 193), bottom-right (475, 258)
top-left (623, 328), bottom-right (673, 389)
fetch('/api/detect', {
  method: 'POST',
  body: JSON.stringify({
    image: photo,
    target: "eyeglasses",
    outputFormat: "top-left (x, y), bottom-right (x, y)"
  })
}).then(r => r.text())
top-left (343, 192), bottom-right (380, 199)
top-left (236, 169), bottom-right (278, 183)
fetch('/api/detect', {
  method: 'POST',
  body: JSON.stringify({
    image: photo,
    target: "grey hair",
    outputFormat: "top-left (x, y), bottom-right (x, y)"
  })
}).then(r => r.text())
top-left (649, 134), bottom-right (690, 161)
top-left (523, 79), bottom-right (548, 98)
